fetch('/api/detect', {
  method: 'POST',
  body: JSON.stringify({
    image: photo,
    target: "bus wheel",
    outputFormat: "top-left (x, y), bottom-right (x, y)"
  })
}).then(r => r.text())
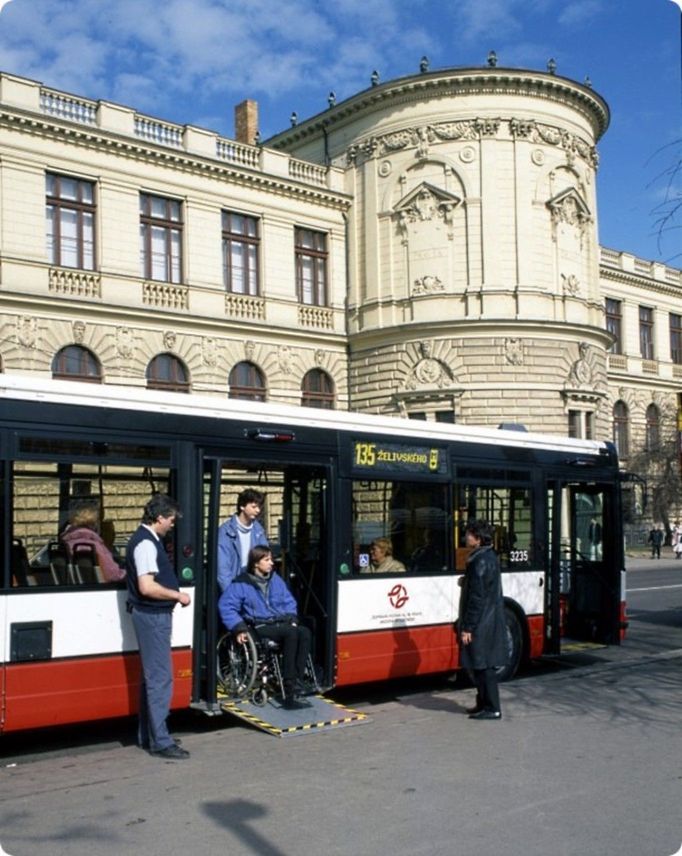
top-left (496, 608), bottom-right (523, 682)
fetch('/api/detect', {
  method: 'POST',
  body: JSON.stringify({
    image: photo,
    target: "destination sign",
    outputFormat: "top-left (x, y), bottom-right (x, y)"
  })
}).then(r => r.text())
top-left (353, 440), bottom-right (447, 475)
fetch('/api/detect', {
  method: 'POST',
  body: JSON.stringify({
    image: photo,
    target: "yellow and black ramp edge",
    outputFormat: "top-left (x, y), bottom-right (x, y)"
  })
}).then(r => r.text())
top-left (220, 694), bottom-right (370, 737)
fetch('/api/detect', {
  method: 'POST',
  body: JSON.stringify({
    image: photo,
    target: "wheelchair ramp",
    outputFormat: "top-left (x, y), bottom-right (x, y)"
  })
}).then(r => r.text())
top-left (220, 694), bottom-right (370, 737)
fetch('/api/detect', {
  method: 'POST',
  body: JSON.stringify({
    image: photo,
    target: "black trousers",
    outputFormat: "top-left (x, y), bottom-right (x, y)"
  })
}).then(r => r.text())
top-left (256, 622), bottom-right (312, 692)
top-left (473, 667), bottom-right (501, 713)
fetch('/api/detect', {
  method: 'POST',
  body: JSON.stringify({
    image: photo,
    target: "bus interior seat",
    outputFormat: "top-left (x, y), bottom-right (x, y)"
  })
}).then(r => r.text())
top-left (11, 538), bottom-right (32, 586)
top-left (48, 541), bottom-right (75, 585)
top-left (70, 542), bottom-right (102, 584)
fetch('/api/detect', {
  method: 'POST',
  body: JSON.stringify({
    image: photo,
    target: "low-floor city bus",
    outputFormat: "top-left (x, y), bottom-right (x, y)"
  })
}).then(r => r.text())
top-left (0, 375), bottom-right (626, 733)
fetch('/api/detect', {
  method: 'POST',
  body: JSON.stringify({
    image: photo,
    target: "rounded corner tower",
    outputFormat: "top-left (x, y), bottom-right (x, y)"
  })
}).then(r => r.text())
top-left (269, 64), bottom-right (612, 435)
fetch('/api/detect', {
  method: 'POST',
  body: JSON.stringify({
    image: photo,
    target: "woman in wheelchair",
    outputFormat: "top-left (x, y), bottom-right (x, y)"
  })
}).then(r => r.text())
top-left (218, 546), bottom-right (313, 709)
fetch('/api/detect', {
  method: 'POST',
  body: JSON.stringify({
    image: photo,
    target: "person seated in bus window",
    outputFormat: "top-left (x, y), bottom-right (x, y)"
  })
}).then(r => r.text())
top-left (219, 545), bottom-right (312, 710)
top-left (362, 538), bottom-right (406, 574)
top-left (410, 530), bottom-right (445, 573)
top-left (61, 504), bottom-right (126, 582)
top-left (217, 488), bottom-right (269, 592)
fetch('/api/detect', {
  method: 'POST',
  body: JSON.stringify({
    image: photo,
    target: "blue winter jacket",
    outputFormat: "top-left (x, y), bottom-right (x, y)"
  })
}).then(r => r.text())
top-left (218, 570), bottom-right (298, 634)
top-left (216, 515), bottom-right (268, 592)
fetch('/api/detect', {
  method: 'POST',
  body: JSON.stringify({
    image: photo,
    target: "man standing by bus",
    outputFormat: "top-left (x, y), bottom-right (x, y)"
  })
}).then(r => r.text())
top-left (126, 494), bottom-right (191, 760)
top-left (217, 488), bottom-right (268, 592)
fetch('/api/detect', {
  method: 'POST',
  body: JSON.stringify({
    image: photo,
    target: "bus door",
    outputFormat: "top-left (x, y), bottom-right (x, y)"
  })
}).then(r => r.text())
top-left (199, 457), bottom-right (333, 706)
top-left (547, 482), bottom-right (622, 652)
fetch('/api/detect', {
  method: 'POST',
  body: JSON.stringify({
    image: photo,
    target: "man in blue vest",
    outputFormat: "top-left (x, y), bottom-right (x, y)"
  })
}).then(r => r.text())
top-left (127, 494), bottom-right (191, 759)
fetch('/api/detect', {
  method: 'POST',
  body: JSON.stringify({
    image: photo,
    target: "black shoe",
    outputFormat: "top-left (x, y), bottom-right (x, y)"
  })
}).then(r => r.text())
top-left (281, 696), bottom-right (308, 710)
top-left (465, 704), bottom-right (483, 715)
top-left (150, 743), bottom-right (190, 759)
top-left (469, 709), bottom-right (502, 721)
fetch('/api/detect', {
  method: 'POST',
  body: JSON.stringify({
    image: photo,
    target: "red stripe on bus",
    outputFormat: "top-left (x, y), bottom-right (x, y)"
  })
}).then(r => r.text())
top-left (527, 614), bottom-right (545, 659)
top-left (1, 649), bottom-right (192, 734)
top-left (335, 625), bottom-right (456, 686)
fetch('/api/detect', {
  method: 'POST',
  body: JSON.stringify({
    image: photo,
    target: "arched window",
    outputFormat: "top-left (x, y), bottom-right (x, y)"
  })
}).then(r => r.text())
top-left (301, 368), bottom-right (335, 409)
top-left (146, 353), bottom-right (189, 393)
top-left (645, 403), bottom-right (660, 452)
top-left (228, 361), bottom-right (266, 401)
top-left (613, 400), bottom-right (629, 458)
top-left (52, 345), bottom-right (102, 383)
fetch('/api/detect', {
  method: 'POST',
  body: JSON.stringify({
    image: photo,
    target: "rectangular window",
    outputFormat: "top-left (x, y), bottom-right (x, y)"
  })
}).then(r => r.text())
top-left (295, 227), bottom-right (327, 306)
top-left (46, 173), bottom-right (95, 270)
top-left (568, 410), bottom-right (580, 438)
top-left (351, 480), bottom-right (448, 575)
top-left (222, 211), bottom-right (259, 295)
top-left (585, 412), bottom-right (595, 441)
top-left (140, 193), bottom-right (183, 283)
top-left (605, 298), bottom-right (622, 354)
top-left (670, 314), bottom-right (682, 365)
top-left (454, 481), bottom-right (533, 571)
top-left (11, 458), bottom-right (171, 588)
top-left (639, 306), bottom-right (654, 360)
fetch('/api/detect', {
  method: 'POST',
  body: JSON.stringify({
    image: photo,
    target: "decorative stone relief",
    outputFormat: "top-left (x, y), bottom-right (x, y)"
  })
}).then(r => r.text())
top-left (459, 146), bottom-right (476, 163)
top-left (413, 275), bottom-right (445, 296)
top-left (314, 349), bottom-right (325, 366)
top-left (202, 337), bottom-right (217, 367)
top-left (163, 331), bottom-right (176, 351)
top-left (378, 160), bottom-right (392, 177)
top-left (547, 188), bottom-right (592, 243)
top-left (531, 149), bottom-right (545, 166)
top-left (568, 342), bottom-right (593, 387)
top-left (509, 117), bottom-right (598, 169)
top-left (16, 316), bottom-right (38, 349)
top-left (72, 321), bottom-right (86, 344)
top-left (404, 341), bottom-right (452, 390)
top-left (244, 340), bottom-right (256, 361)
top-left (561, 273), bottom-right (581, 296)
top-left (116, 327), bottom-right (134, 359)
top-left (394, 182), bottom-right (461, 243)
top-left (504, 338), bottom-right (524, 366)
top-left (278, 345), bottom-right (292, 374)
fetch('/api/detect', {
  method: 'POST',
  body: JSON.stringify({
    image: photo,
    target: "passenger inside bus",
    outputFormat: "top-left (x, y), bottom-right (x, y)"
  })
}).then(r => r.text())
top-left (60, 503), bottom-right (126, 583)
top-left (361, 538), bottom-right (406, 574)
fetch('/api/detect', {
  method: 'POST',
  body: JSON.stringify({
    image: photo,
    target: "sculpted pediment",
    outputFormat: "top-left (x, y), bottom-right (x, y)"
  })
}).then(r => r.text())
top-left (546, 187), bottom-right (591, 228)
top-left (394, 182), bottom-right (462, 219)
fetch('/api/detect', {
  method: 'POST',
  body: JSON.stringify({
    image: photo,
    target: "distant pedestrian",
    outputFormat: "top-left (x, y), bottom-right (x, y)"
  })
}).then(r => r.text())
top-left (458, 519), bottom-right (508, 721)
top-left (648, 526), bottom-right (664, 559)
top-left (673, 522), bottom-right (682, 560)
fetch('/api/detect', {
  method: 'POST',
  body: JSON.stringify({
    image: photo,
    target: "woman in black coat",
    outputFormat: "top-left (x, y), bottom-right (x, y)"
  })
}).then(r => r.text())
top-left (459, 519), bottom-right (508, 720)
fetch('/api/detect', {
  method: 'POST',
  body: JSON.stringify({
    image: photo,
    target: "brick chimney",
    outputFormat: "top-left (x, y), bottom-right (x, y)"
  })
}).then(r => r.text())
top-left (235, 99), bottom-right (259, 145)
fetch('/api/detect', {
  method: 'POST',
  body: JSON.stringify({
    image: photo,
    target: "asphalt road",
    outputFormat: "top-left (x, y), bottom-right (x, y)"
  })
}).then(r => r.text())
top-left (1, 559), bottom-right (681, 856)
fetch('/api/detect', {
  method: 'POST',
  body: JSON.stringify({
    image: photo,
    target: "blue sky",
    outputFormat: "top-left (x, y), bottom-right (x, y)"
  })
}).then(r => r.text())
top-left (0, 0), bottom-right (680, 263)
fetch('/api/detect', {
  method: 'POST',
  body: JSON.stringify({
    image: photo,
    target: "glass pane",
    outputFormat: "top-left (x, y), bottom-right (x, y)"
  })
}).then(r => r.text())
top-left (151, 226), bottom-right (167, 280)
top-left (80, 181), bottom-right (93, 204)
top-left (46, 206), bottom-right (56, 263)
top-left (170, 230), bottom-right (181, 283)
top-left (59, 209), bottom-right (79, 267)
top-left (83, 213), bottom-right (94, 269)
top-left (151, 196), bottom-right (167, 219)
top-left (60, 177), bottom-right (78, 201)
top-left (46, 174), bottom-right (56, 196)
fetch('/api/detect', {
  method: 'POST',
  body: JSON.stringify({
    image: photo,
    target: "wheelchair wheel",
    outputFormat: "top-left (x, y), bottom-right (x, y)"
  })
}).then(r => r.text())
top-left (217, 632), bottom-right (258, 698)
top-left (251, 687), bottom-right (268, 707)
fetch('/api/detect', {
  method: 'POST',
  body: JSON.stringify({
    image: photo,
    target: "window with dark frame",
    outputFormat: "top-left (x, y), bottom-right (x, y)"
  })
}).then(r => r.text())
top-left (645, 403), bottom-right (660, 452)
top-left (228, 361), bottom-right (266, 401)
top-left (568, 410), bottom-right (580, 438)
top-left (295, 227), bottom-right (327, 306)
top-left (605, 298), bottom-right (622, 354)
top-left (140, 193), bottom-right (183, 283)
top-left (146, 353), bottom-right (190, 393)
top-left (46, 173), bottom-right (95, 270)
top-left (670, 313), bottom-right (682, 365)
top-left (51, 345), bottom-right (102, 383)
top-left (613, 400), bottom-right (629, 458)
top-left (639, 306), bottom-right (654, 360)
top-left (222, 211), bottom-right (259, 295)
top-left (301, 369), bottom-right (335, 409)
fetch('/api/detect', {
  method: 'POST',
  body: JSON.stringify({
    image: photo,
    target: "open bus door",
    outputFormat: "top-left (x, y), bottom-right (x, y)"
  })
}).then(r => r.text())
top-left (196, 457), bottom-right (334, 710)
top-left (547, 482), bottom-right (623, 655)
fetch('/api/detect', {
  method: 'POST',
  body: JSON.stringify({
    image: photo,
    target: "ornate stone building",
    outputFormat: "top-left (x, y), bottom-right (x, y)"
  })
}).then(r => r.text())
top-left (0, 66), bottom-right (680, 475)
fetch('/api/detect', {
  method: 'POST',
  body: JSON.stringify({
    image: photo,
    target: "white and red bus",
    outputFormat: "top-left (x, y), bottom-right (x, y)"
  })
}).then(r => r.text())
top-left (0, 375), bottom-right (626, 733)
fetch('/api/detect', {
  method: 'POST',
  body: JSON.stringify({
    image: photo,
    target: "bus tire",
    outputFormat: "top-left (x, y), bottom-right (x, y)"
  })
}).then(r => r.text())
top-left (496, 607), bottom-right (524, 683)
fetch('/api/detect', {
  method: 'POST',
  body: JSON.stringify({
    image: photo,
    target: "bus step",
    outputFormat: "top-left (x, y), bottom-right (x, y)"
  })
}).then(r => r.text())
top-left (220, 694), bottom-right (370, 737)
top-left (559, 638), bottom-right (608, 653)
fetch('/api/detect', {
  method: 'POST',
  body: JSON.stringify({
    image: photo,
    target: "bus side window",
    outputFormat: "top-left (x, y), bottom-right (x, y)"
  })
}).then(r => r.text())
top-left (351, 479), bottom-right (449, 574)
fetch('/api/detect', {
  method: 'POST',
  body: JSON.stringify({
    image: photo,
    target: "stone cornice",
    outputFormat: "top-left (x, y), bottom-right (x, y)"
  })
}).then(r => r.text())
top-left (267, 67), bottom-right (609, 149)
top-left (599, 265), bottom-right (682, 298)
top-left (0, 108), bottom-right (351, 212)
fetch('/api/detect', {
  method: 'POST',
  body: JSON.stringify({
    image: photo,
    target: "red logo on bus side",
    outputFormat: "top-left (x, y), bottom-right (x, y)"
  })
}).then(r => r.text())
top-left (388, 584), bottom-right (409, 609)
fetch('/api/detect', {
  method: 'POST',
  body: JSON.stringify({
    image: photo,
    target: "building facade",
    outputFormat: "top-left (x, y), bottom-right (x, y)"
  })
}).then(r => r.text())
top-left (0, 67), bottom-right (680, 490)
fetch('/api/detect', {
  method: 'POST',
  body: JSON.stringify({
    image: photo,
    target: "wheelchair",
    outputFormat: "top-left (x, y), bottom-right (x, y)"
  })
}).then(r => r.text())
top-left (216, 626), bottom-right (320, 707)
